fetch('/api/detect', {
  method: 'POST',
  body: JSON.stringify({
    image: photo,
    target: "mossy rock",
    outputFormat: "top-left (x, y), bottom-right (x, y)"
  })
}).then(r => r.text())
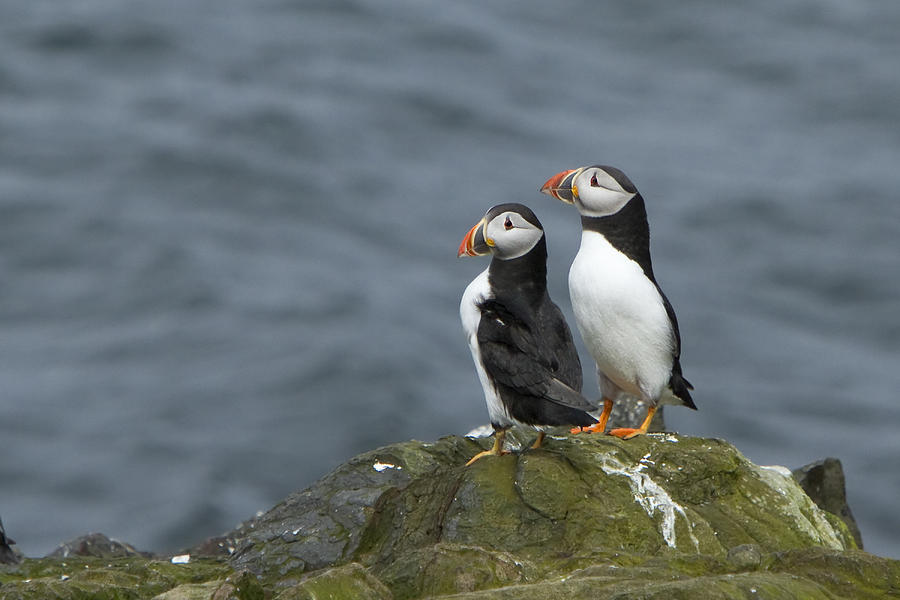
top-left (3, 432), bottom-right (898, 600)
top-left (274, 563), bottom-right (391, 599)
top-left (227, 433), bottom-right (855, 584)
top-left (376, 544), bottom-right (528, 600)
top-left (0, 556), bottom-right (232, 599)
top-left (213, 431), bottom-right (894, 598)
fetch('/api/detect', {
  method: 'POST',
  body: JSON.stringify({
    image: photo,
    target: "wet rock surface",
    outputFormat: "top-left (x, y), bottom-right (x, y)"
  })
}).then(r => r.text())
top-left (2, 432), bottom-right (898, 599)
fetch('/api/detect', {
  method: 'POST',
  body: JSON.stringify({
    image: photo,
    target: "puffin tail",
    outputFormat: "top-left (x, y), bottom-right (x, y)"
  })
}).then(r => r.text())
top-left (669, 360), bottom-right (696, 410)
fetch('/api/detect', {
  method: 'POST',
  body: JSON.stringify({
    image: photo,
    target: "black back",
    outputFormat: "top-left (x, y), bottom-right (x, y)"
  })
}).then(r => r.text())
top-left (477, 230), bottom-right (596, 427)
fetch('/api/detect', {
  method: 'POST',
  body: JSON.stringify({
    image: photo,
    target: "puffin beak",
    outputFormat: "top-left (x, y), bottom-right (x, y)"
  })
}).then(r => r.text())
top-left (540, 168), bottom-right (581, 204)
top-left (457, 218), bottom-right (491, 257)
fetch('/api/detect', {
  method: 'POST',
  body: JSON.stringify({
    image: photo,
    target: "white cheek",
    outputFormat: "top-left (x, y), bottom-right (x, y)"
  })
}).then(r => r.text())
top-left (501, 229), bottom-right (541, 259)
top-left (484, 219), bottom-right (505, 247)
top-left (577, 187), bottom-right (634, 217)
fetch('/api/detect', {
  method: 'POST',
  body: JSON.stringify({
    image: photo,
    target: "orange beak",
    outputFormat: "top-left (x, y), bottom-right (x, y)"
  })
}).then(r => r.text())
top-left (457, 219), bottom-right (490, 257)
top-left (540, 168), bottom-right (579, 204)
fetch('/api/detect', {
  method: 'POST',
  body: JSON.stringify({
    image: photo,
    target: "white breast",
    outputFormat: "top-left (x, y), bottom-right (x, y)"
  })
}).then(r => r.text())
top-left (460, 269), bottom-right (512, 427)
top-left (569, 232), bottom-right (675, 402)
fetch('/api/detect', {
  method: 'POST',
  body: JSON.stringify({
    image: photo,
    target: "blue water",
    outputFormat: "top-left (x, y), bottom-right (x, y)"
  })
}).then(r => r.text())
top-left (1, 0), bottom-right (898, 559)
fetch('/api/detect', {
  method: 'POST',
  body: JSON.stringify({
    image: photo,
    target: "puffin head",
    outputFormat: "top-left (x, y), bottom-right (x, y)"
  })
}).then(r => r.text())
top-left (540, 165), bottom-right (637, 218)
top-left (458, 203), bottom-right (545, 261)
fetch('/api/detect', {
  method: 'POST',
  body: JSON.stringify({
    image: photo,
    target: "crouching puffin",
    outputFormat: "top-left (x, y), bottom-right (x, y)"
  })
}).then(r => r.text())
top-left (458, 203), bottom-right (597, 465)
top-left (540, 166), bottom-right (696, 438)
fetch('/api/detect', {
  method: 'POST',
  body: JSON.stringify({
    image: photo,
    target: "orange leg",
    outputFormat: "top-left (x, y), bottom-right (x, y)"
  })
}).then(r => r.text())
top-left (571, 398), bottom-right (614, 435)
top-left (609, 405), bottom-right (657, 440)
top-left (466, 429), bottom-right (509, 466)
top-left (530, 431), bottom-right (546, 449)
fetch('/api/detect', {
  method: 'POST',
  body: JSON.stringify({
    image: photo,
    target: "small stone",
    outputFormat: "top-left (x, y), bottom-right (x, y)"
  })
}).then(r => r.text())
top-left (727, 544), bottom-right (763, 570)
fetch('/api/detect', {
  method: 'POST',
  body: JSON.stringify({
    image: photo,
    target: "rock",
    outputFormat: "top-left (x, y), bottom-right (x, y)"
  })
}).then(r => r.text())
top-left (47, 532), bottom-right (151, 559)
top-left (725, 543), bottom-right (763, 570)
top-left (152, 581), bottom-right (224, 600)
top-left (210, 569), bottom-right (265, 600)
top-left (190, 535), bottom-right (240, 558)
top-left (0, 518), bottom-right (22, 566)
top-left (1, 432), bottom-right (898, 600)
top-left (226, 431), bottom-right (856, 585)
top-left (213, 431), bottom-right (894, 598)
top-left (275, 563), bottom-right (391, 600)
top-left (0, 556), bottom-right (231, 599)
top-left (792, 457), bottom-right (863, 549)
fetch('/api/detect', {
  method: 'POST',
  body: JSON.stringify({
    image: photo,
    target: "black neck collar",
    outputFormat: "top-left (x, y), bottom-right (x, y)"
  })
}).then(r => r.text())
top-left (581, 195), bottom-right (656, 282)
top-left (487, 236), bottom-right (548, 306)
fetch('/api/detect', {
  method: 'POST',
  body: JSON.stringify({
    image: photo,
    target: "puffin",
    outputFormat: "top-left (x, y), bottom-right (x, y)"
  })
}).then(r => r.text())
top-left (540, 165), bottom-right (695, 438)
top-left (458, 203), bottom-right (597, 465)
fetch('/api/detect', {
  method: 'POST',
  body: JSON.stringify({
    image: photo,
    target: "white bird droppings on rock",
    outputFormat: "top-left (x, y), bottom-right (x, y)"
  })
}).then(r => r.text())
top-left (373, 462), bottom-right (401, 472)
top-left (760, 465), bottom-right (793, 478)
top-left (754, 463), bottom-right (845, 549)
top-left (465, 424), bottom-right (494, 438)
top-left (599, 453), bottom-right (700, 551)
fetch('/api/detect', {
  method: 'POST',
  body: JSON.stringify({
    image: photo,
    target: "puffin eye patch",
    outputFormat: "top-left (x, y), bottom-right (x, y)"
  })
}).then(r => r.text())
top-left (590, 173), bottom-right (599, 187)
top-left (504, 216), bottom-right (513, 230)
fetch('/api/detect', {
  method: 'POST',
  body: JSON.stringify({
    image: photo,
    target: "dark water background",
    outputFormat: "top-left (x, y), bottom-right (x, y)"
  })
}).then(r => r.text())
top-left (1, 0), bottom-right (899, 558)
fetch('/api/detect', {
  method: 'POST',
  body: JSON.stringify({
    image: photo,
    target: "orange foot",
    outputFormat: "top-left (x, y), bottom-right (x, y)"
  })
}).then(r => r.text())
top-left (466, 429), bottom-right (509, 466)
top-left (465, 448), bottom-right (509, 466)
top-left (570, 397), bottom-right (614, 435)
top-left (609, 405), bottom-right (657, 440)
top-left (570, 423), bottom-right (605, 435)
top-left (609, 427), bottom-right (643, 440)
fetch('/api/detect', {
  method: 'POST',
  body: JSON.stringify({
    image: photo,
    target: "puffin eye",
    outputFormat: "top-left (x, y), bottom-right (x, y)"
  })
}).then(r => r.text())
top-left (504, 216), bottom-right (513, 230)
top-left (590, 173), bottom-right (599, 187)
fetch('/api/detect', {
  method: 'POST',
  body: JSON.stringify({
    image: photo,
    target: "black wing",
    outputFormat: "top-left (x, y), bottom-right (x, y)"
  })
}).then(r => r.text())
top-left (539, 299), bottom-right (583, 392)
top-left (656, 284), bottom-right (696, 409)
top-left (476, 299), bottom-right (596, 413)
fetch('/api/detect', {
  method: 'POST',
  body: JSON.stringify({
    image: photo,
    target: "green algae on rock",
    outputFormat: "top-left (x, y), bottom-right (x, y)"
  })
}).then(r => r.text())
top-left (274, 563), bottom-right (391, 600)
top-left (0, 556), bottom-right (233, 599)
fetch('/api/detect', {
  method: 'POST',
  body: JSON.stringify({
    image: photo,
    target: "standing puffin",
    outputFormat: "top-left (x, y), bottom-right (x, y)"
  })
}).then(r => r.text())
top-left (540, 166), bottom-right (695, 438)
top-left (458, 203), bottom-right (597, 465)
